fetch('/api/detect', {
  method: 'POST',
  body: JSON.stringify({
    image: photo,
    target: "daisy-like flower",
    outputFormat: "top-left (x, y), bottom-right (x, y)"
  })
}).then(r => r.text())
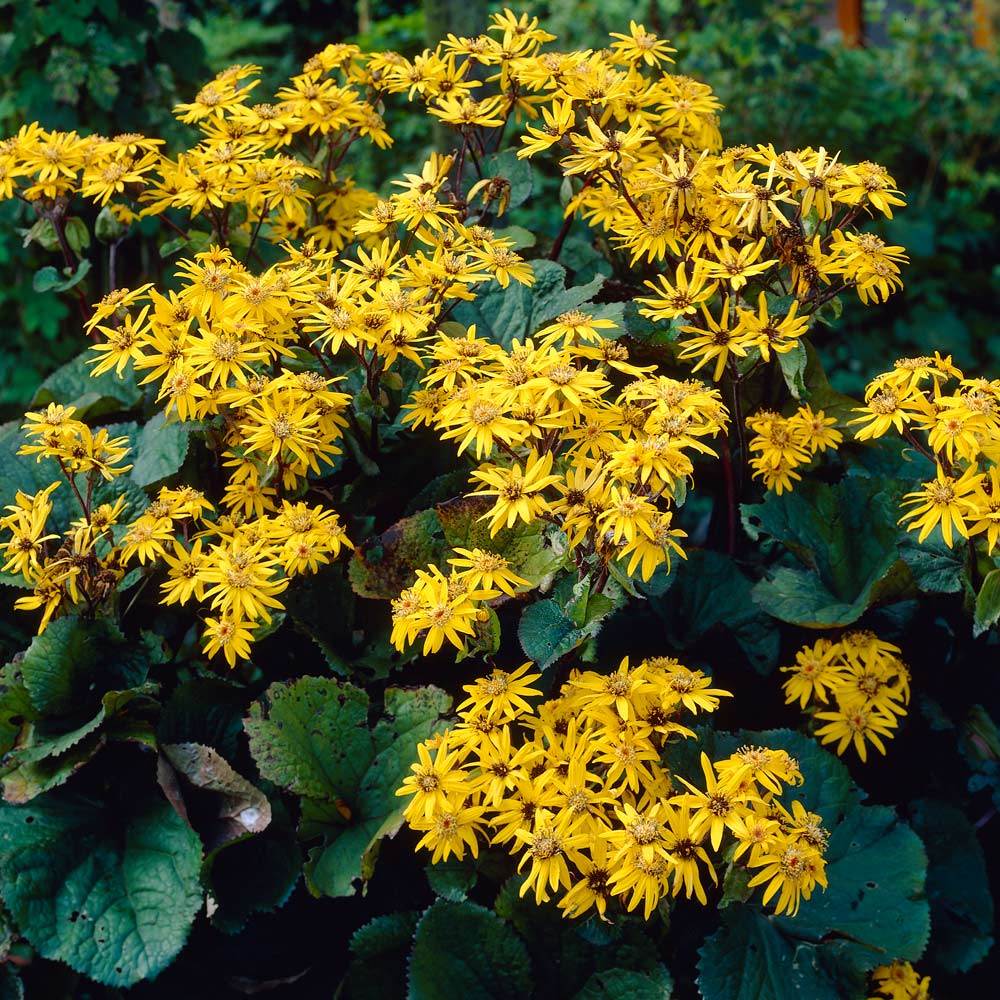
top-left (898, 465), bottom-right (982, 546)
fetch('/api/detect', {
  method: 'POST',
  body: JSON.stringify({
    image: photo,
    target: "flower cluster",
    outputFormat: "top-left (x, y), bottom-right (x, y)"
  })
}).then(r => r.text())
top-left (390, 547), bottom-right (530, 655)
top-left (852, 355), bottom-right (1000, 551)
top-left (3, 404), bottom-right (133, 631)
top-left (398, 657), bottom-right (828, 919)
top-left (781, 632), bottom-right (910, 762)
top-left (1, 405), bottom-right (352, 666)
top-left (746, 403), bottom-right (843, 494)
top-left (393, 343), bottom-right (729, 654)
top-left (868, 961), bottom-right (932, 1000)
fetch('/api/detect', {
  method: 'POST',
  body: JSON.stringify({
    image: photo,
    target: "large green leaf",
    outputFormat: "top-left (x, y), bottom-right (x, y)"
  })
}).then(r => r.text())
top-left (648, 550), bottom-right (779, 673)
top-left (245, 678), bottom-right (451, 897)
top-left (1, 686), bottom-right (159, 803)
top-left (451, 260), bottom-right (612, 349)
top-left (31, 348), bottom-right (142, 419)
top-left (436, 495), bottom-right (567, 587)
top-left (0, 792), bottom-right (202, 987)
top-left (408, 899), bottom-right (532, 1000)
top-left (341, 911), bottom-right (422, 1000)
top-left (574, 966), bottom-right (673, 1000)
top-left (245, 677), bottom-right (371, 800)
top-left (15, 615), bottom-right (150, 716)
top-left (909, 799), bottom-right (994, 973)
top-left (973, 568), bottom-right (1000, 637)
top-left (128, 409), bottom-right (191, 487)
top-left (518, 598), bottom-right (592, 671)
top-left (698, 908), bottom-right (839, 1000)
top-left (898, 533), bottom-right (967, 595)
top-left (744, 478), bottom-right (904, 627)
top-left (774, 805), bottom-right (930, 972)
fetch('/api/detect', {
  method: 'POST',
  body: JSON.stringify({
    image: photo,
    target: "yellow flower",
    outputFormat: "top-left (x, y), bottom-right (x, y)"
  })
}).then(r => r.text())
top-left (469, 450), bottom-right (561, 535)
top-left (746, 833), bottom-right (827, 916)
top-left (703, 238), bottom-right (777, 291)
top-left (395, 738), bottom-right (468, 822)
top-left (513, 808), bottom-right (588, 905)
top-left (608, 20), bottom-right (675, 67)
top-left (898, 466), bottom-right (982, 547)
top-left (814, 700), bottom-right (899, 762)
top-left (457, 662), bottom-right (542, 722)
top-left (202, 614), bottom-right (256, 668)
top-left (636, 260), bottom-right (718, 322)
top-left (678, 297), bottom-right (753, 382)
top-left (412, 797), bottom-right (488, 864)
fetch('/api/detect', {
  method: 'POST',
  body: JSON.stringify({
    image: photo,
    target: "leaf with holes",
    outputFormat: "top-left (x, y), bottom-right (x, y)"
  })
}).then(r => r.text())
top-left (0, 792), bottom-right (202, 987)
top-left (245, 678), bottom-right (450, 897)
top-left (698, 908), bottom-right (840, 1000)
top-left (774, 805), bottom-right (929, 973)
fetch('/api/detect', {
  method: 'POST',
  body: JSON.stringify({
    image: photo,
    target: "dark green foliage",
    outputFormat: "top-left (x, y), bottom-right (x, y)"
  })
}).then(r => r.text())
top-left (0, 792), bottom-right (202, 987)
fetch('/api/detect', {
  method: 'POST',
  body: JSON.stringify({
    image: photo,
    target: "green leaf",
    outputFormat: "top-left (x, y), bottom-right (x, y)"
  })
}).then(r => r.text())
top-left (0, 683), bottom-right (160, 803)
top-left (450, 277), bottom-right (533, 350)
top-left (973, 568), bottom-right (1000, 637)
top-left (698, 908), bottom-right (840, 1000)
top-left (899, 533), bottom-right (966, 595)
top-left (348, 508), bottom-right (446, 599)
top-left (649, 550), bottom-right (778, 673)
top-left (16, 615), bottom-right (149, 716)
top-left (0, 711), bottom-right (105, 804)
top-left (744, 478), bottom-right (902, 627)
top-left (245, 678), bottom-right (450, 897)
top-left (128, 409), bottom-right (191, 487)
top-left (909, 799), bottom-right (994, 973)
top-left (0, 684), bottom-right (37, 758)
top-left (493, 225), bottom-right (536, 249)
top-left (426, 855), bottom-right (478, 901)
top-left (575, 966), bottom-right (673, 999)
top-left (0, 792), bottom-right (202, 987)
top-left (21, 218), bottom-right (60, 252)
top-left (245, 676), bottom-right (370, 800)
top-left (777, 341), bottom-right (808, 400)
top-left (408, 899), bottom-right (532, 1000)
top-left (32, 347), bottom-right (142, 418)
top-left (342, 912), bottom-right (421, 1000)
top-left (774, 805), bottom-right (930, 972)
top-left (518, 598), bottom-right (592, 670)
top-left (32, 259), bottom-right (91, 294)
top-left (450, 260), bottom-right (610, 350)
top-left (529, 263), bottom-right (607, 330)
top-left (63, 217), bottom-right (90, 255)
